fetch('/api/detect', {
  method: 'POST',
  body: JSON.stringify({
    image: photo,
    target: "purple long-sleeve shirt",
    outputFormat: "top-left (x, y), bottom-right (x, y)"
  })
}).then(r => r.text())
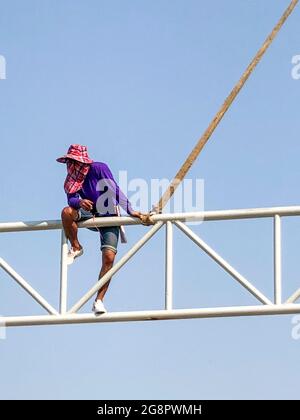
top-left (67, 162), bottom-right (134, 216)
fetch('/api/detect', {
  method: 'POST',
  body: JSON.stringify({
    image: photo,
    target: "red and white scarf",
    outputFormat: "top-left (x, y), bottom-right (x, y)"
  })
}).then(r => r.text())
top-left (64, 160), bottom-right (90, 194)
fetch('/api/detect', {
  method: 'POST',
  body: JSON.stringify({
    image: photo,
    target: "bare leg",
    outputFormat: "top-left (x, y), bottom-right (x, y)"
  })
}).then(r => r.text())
top-left (61, 206), bottom-right (82, 251)
top-left (96, 249), bottom-right (116, 301)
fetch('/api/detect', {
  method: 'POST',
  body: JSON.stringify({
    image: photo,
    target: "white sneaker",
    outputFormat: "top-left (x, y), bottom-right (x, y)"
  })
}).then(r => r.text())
top-left (92, 300), bottom-right (107, 315)
top-left (67, 247), bottom-right (83, 265)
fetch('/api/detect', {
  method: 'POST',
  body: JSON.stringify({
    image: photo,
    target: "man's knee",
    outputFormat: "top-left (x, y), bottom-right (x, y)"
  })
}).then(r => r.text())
top-left (102, 250), bottom-right (116, 268)
top-left (61, 206), bottom-right (78, 220)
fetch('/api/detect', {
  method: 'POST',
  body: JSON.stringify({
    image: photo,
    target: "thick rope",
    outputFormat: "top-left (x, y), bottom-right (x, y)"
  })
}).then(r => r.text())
top-left (153, 0), bottom-right (298, 215)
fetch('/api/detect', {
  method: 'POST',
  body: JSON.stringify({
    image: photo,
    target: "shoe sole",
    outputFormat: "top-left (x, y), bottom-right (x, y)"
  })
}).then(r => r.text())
top-left (93, 310), bottom-right (107, 315)
top-left (67, 251), bottom-right (83, 265)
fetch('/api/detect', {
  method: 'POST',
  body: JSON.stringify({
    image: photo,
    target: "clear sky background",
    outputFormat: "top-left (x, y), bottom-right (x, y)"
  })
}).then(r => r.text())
top-left (0, 0), bottom-right (300, 399)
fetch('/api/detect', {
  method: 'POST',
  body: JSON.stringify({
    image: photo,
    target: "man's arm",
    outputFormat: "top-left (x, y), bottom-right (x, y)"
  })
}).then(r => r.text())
top-left (98, 163), bottom-right (141, 218)
top-left (67, 193), bottom-right (93, 211)
top-left (67, 193), bottom-right (81, 209)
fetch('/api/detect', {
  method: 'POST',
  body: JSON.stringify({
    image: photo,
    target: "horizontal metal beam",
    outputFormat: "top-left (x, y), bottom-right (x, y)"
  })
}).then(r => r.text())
top-left (1, 206), bottom-right (300, 233)
top-left (154, 206), bottom-right (300, 223)
top-left (1, 206), bottom-right (300, 328)
top-left (2, 304), bottom-right (300, 327)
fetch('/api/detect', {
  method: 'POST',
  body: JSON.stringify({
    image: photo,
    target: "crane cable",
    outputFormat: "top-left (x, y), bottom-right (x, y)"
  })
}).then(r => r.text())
top-left (140, 0), bottom-right (299, 225)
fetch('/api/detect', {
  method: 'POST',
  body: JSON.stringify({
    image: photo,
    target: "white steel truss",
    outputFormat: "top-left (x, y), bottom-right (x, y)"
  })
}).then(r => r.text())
top-left (1, 206), bottom-right (300, 327)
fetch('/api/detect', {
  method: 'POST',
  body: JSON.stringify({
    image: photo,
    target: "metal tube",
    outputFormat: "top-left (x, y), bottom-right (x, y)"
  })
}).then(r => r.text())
top-left (2, 206), bottom-right (300, 233)
top-left (59, 230), bottom-right (68, 314)
top-left (274, 215), bottom-right (282, 304)
top-left (2, 304), bottom-right (300, 327)
top-left (174, 221), bottom-right (273, 305)
top-left (0, 258), bottom-right (58, 315)
top-left (165, 221), bottom-right (173, 310)
top-left (3, 205), bottom-right (300, 326)
top-left (154, 206), bottom-right (300, 223)
top-left (285, 288), bottom-right (300, 304)
top-left (68, 222), bottom-right (164, 314)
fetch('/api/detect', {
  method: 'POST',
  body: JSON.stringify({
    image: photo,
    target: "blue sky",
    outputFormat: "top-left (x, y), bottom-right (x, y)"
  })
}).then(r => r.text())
top-left (0, 0), bottom-right (300, 399)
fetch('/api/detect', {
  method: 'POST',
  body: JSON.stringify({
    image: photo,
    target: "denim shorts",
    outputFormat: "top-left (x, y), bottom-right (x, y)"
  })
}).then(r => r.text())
top-left (77, 209), bottom-right (120, 254)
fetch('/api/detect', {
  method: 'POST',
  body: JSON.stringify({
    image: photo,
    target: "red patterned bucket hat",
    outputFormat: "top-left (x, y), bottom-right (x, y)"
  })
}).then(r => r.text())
top-left (56, 144), bottom-right (93, 164)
